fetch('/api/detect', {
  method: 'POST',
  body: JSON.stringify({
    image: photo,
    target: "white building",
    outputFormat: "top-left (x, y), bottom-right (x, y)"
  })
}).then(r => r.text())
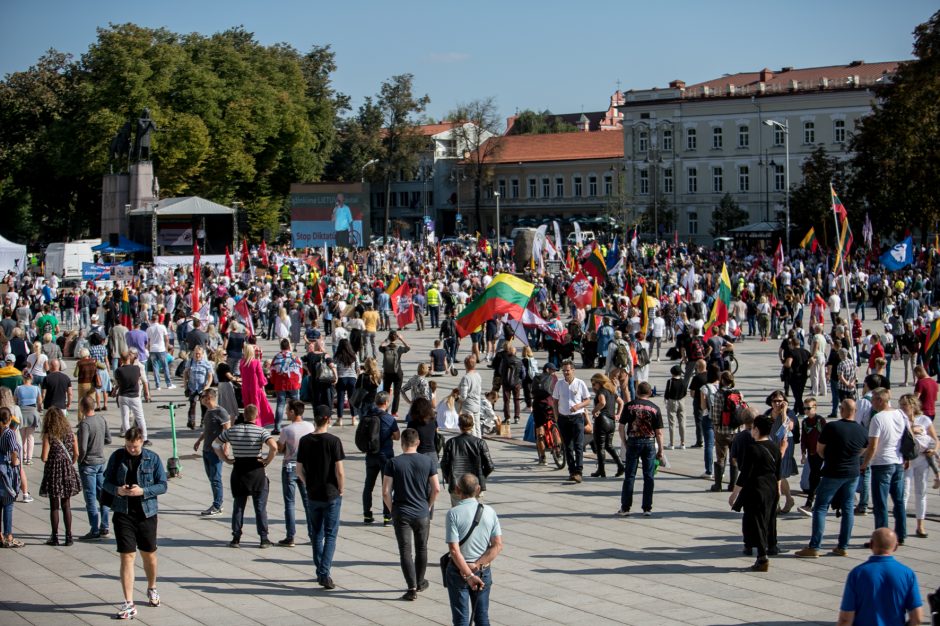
top-left (619, 61), bottom-right (898, 245)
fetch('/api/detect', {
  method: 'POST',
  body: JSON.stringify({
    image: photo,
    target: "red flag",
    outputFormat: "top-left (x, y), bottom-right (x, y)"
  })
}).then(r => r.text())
top-left (666, 248), bottom-right (672, 273)
top-left (224, 246), bottom-right (233, 279)
top-left (566, 271), bottom-right (593, 309)
top-left (393, 282), bottom-right (415, 328)
top-left (773, 239), bottom-right (784, 276)
top-left (234, 297), bottom-right (254, 338)
top-left (436, 243), bottom-right (442, 272)
top-left (192, 244), bottom-right (201, 314)
top-left (259, 240), bottom-right (269, 266)
top-left (239, 239), bottom-right (250, 272)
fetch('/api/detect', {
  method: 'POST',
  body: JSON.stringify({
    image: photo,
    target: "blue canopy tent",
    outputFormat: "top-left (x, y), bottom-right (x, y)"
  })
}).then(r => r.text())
top-left (92, 236), bottom-right (149, 254)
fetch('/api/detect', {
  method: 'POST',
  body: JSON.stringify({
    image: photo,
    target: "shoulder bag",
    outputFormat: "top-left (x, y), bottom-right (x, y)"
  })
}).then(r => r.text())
top-left (439, 503), bottom-right (484, 587)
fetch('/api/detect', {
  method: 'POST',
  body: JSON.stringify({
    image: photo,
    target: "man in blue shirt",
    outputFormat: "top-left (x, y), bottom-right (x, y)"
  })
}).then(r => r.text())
top-left (361, 392), bottom-right (399, 526)
top-left (838, 528), bottom-right (922, 626)
top-left (332, 193), bottom-right (353, 249)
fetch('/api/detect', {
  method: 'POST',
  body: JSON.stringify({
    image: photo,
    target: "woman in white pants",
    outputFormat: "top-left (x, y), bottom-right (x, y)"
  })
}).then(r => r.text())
top-left (900, 394), bottom-right (939, 538)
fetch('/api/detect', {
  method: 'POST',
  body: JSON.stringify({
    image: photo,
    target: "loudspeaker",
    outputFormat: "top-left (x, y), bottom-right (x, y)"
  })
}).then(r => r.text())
top-left (109, 233), bottom-right (120, 247)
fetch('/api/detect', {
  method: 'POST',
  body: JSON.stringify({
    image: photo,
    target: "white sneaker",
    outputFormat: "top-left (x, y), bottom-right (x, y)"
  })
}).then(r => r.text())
top-left (22, 492), bottom-right (33, 503)
top-left (615, 508), bottom-right (631, 517)
top-left (664, 445), bottom-right (674, 450)
top-left (700, 473), bottom-right (713, 480)
top-left (679, 444), bottom-right (686, 450)
top-left (167, 384), bottom-right (177, 390)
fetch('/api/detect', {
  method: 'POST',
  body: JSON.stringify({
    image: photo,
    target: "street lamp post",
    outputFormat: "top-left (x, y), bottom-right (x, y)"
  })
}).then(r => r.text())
top-left (493, 190), bottom-right (501, 262)
top-left (764, 119), bottom-right (790, 251)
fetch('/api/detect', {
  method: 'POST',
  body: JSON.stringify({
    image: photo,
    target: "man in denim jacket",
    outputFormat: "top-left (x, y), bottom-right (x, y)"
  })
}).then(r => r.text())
top-left (103, 426), bottom-right (168, 620)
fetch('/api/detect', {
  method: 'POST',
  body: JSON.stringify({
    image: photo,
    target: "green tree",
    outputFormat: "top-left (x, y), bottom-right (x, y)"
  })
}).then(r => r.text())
top-left (446, 97), bottom-right (502, 230)
top-left (507, 109), bottom-right (578, 135)
top-left (325, 96), bottom-right (383, 183)
top-left (710, 193), bottom-right (750, 237)
top-left (789, 146), bottom-right (850, 244)
top-left (850, 10), bottom-right (940, 242)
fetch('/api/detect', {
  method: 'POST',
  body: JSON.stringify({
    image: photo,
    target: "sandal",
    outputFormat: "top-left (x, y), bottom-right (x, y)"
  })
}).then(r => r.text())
top-left (4, 537), bottom-right (24, 548)
top-left (780, 497), bottom-right (795, 514)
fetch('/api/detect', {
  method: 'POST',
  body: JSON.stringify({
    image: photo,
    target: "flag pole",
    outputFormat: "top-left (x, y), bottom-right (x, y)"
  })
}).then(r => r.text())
top-left (831, 182), bottom-right (854, 360)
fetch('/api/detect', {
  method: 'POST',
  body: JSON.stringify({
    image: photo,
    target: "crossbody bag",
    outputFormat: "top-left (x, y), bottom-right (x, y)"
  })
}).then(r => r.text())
top-left (439, 503), bottom-right (484, 587)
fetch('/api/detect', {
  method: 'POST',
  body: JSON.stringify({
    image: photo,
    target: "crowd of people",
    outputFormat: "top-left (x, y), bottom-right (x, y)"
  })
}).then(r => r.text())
top-left (0, 233), bottom-right (937, 624)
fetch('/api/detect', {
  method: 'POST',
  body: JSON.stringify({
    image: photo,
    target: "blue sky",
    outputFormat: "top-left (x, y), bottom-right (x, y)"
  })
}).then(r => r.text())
top-left (1, 0), bottom-right (935, 125)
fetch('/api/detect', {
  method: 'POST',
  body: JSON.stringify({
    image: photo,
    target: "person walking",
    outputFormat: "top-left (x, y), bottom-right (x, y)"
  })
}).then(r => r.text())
top-left (361, 391), bottom-right (400, 525)
top-left (899, 393), bottom-right (938, 539)
top-left (617, 382), bottom-right (665, 516)
top-left (441, 413), bottom-right (495, 506)
top-left (552, 360), bottom-right (592, 483)
top-left (77, 396), bottom-right (111, 541)
top-left (270, 339), bottom-right (303, 433)
top-left (115, 350), bottom-right (150, 445)
top-left (795, 398), bottom-right (869, 558)
top-left (498, 344), bottom-right (524, 425)
top-left (184, 345), bottom-right (214, 429)
top-left (710, 371), bottom-right (745, 492)
top-left (379, 331), bottom-right (410, 416)
top-left (860, 388), bottom-right (908, 544)
top-left (297, 405), bottom-right (345, 589)
top-left (444, 473), bottom-right (503, 626)
top-left (213, 404), bottom-right (278, 548)
top-left (40, 406), bottom-right (80, 546)
top-left (103, 426), bottom-right (168, 620)
top-left (382, 428), bottom-right (441, 601)
top-left (277, 400), bottom-right (316, 547)
top-left (239, 344), bottom-right (274, 431)
top-left (836, 529), bottom-right (923, 626)
top-left (0, 407), bottom-right (24, 548)
top-left (145, 314), bottom-right (174, 391)
top-left (589, 373), bottom-right (624, 478)
top-left (192, 388), bottom-right (230, 517)
top-left (457, 356), bottom-right (484, 438)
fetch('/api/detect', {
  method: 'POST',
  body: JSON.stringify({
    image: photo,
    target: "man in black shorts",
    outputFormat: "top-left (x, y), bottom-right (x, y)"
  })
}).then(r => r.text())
top-left (103, 427), bottom-right (168, 620)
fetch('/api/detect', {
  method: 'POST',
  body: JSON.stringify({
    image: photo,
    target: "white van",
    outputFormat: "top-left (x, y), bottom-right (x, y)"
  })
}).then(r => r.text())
top-left (566, 231), bottom-right (596, 245)
top-left (44, 239), bottom-right (99, 281)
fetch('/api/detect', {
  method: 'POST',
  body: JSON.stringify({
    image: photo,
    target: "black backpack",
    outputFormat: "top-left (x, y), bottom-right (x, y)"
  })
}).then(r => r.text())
top-left (533, 372), bottom-right (554, 400)
top-left (382, 346), bottom-right (401, 375)
top-left (355, 410), bottom-right (382, 454)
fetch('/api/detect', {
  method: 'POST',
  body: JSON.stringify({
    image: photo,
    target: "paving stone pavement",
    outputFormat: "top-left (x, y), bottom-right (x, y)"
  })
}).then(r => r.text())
top-left (1, 313), bottom-right (938, 625)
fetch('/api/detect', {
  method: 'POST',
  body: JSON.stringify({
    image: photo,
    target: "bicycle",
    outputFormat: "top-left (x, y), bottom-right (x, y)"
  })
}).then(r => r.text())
top-left (537, 413), bottom-right (566, 470)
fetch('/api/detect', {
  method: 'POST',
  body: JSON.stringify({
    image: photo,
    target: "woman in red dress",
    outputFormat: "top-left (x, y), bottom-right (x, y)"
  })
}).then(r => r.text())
top-left (239, 344), bottom-right (274, 429)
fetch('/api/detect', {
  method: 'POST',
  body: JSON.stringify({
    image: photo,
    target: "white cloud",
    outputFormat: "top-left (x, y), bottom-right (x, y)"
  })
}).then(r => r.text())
top-left (429, 51), bottom-right (470, 63)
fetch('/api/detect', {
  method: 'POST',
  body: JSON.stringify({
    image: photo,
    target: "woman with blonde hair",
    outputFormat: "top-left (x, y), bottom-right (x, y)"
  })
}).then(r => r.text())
top-left (899, 393), bottom-right (939, 538)
top-left (436, 387), bottom-right (460, 430)
top-left (25, 340), bottom-right (48, 388)
top-left (274, 307), bottom-right (291, 342)
top-left (40, 407), bottom-right (80, 545)
top-left (352, 357), bottom-right (381, 417)
top-left (589, 373), bottom-right (624, 478)
top-left (239, 344), bottom-right (274, 429)
top-left (14, 371), bottom-right (40, 465)
top-left (73, 347), bottom-right (104, 418)
top-left (206, 323), bottom-right (223, 353)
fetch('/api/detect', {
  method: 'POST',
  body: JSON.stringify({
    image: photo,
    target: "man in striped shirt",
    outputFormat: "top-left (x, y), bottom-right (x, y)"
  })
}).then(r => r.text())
top-left (213, 404), bottom-right (278, 548)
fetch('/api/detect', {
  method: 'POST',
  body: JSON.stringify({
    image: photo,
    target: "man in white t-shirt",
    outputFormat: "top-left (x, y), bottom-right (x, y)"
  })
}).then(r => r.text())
top-left (145, 315), bottom-right (174, 390)
top-left (552, 360), bottom-right (592, 483)
top-left (650, 312), bottom-right (666, 361)
top-left (277, 400), bottom-right (318, 547)
top-left (860, 388), bottom-right (907, 544)
top-left (810, 324), bottom-right (828, 396)
top-left (828, 290), bottom-right (842, 327)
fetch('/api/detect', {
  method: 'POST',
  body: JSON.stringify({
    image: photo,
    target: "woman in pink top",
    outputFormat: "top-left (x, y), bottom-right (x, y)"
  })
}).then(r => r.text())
top-left (239, 344), bottom-right (274, 428)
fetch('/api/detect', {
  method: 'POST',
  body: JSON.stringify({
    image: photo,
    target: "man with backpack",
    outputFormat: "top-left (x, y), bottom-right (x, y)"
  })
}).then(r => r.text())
top-left (605, 330), bottom-right (633, 402)
top-left (357, 391), bottom-right (400, 526)
top-left (683, 327), bottom-right (708, 387)
top-left (498, 344), bottom-right (524, 425)
top-left (709, 371), bottom-right (746, 492)
top-left (440, 311), bottom-right (459, 368)
top-left (379, 332), bottom-right (410, 416)
top-left (531, 363), bottom-right (558, 465)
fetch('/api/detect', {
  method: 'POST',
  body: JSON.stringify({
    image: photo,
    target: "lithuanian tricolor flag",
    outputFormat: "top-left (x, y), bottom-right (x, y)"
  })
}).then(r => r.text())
top-left (924, 319), bottom-right (940, 362)
top-left (702, 263), bottom-right (731, 340)
top-left (639, 283), bottom-right (650, 335)
top-left (800, 227), bottom-right (818, 252)
top-left (581, 245), bottom-right (608, 282)
top-left (385, 275), bottom-right (401, 296)
top-left (456, 273), bottom-right (536, 338)
top-left (120, 287), bottom-right (132, 328)
top-left (832, 185), bottom-right (853, 273)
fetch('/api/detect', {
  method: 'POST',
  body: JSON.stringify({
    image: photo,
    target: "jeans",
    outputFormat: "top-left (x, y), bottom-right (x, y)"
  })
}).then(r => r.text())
top-left (149, 351), bottom-right (172, 387)
top-left (557, 414), bottom-right (584, 475)
top-left (1, 500), bottom-right (12, 537)
top-left (336, 377), bottom-right (357, 420)
top-left (809, 475), bottom-right (858, 549)
top-left (232, 478), bottom-right (270, 540)
top-left (202, 449), bottom-right (224, 510)
top-left (446, 561), bottom-right (493, 626)
top-left (444, 337), bottom-right (458, 365)
top-left (621, 438), bottom-right (657, 512)
top-left (308, 497), bottom-right (342, 579)
top-left (393, 514), bottom-right (430, 590)
top-left (857, 463), bottom-right (870, 510)
top-left (362, 453), bottom-right (390, 517)
top-left (282, 463), bottom-right (311, 540)
top-left (79, 463), bottom-right (110, 534)
top-left (701, 417), bottom-right (715, 474)
top-left (428, 305), bottom-right (440, 328)
top-left (274, 389), bottom-right (300, 432)
top-left (829, 380), bottom-right (841, 416)
top-left (870, 463), bottom-right (906, 541)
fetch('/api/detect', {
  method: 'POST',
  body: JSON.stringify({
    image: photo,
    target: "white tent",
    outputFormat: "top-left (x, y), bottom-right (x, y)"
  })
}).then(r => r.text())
top-left (0, 233), bottom-right (27, 274)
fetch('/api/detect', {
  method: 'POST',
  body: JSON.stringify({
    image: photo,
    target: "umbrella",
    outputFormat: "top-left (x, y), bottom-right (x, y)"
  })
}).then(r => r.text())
top-left (631, 294), bottom-right (659, 308)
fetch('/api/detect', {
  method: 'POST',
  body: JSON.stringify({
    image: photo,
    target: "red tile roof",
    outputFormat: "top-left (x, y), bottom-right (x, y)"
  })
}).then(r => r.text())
top-left (475, 131), bottom-right (623, 164)
top-left (678, 61), bottom-right (898, 98)
top-left (416, 122), bottom-right (461, 136)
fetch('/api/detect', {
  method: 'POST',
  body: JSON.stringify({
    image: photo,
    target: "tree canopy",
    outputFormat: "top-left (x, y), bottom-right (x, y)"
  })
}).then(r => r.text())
top-left (507, 109), bottom-right (578, 135)
top-left (710, 193), bottom-right (750, 237)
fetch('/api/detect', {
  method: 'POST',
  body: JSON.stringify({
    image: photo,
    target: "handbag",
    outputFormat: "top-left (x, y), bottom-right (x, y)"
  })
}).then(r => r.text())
top-left (350, 376), bottom-right (368, 410)
top-left (440, 503), bottom-right (484, 588)
top-left (93, 372), bottom-right (103, 389)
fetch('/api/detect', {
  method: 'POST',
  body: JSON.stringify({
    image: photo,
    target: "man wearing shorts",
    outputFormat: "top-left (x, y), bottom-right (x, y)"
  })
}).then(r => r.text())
top-left (102, 426), bottom-right (168, 620)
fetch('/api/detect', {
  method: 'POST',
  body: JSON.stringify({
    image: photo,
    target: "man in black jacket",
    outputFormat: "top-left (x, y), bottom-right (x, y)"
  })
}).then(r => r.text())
top-left (441, 413), bottom-right (495, 507)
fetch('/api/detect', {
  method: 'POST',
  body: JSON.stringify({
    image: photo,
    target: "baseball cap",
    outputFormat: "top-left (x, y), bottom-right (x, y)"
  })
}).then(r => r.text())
top-left (315, 405), bottom-right (332, 420)
top-left (4, 354), bottom-right (14, 363)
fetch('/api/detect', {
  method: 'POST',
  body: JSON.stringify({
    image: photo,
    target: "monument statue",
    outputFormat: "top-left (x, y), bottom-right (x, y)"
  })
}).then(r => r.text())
top-left (134, 108), bottom-right (158, 162)
top-left (109, 121), bottom-right (132, 166)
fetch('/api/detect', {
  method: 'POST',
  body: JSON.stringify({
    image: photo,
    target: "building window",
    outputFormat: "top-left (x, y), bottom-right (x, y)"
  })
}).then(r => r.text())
top-left (541, 177), bottom-right (550, 197)
top-left (662, 129), bottom-right (673, 151)
top-left (497, 180), bottom-right (506, 198)
top-left (427, 191), bottom-right (434, 207)
top-left (773, 126), bottom-right (786, 146)
top-left (687, 168), bottom-right (698, 193)
top-left (774, 164), bottom-right (785, 191)
top-left (803, 121), bottom-right (815, 144)
top-left (713, 167), bottom-right (723, 192)
top-left (638, 130), bottom-right (649, 152)
top-left (663, 168), bottom-right (674, 194)
top-left (411, 191), bottom-right (421, 207)
top-left (399, 191), bottom-right (409, 207)
top-left (588, 175), bottom-right (598, 197)
top-left (686, 128), bottom-right (697, 150)
top-left (738, 125), bottom-right (749, 148)
top-left (738, 166), bottom-right (749, 192)
top-left (604, 174), bottom-right (613, 196)
top-left (555, 177), bottom-right (564, 197)
top-left (510, 179), bottom-right (519, 199)
top-left (573, 176), bottom-right (583, 197)
top-left (528, 178), bottom-right (537, 198)
top-left (712, 127), bottom-right (723, 149)
top-left (834, 119), bottom-right (846, 143)
top-left (639, 170), bottom-right (649, 195)
top-left (689, 211), bottom-right (698, 235)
